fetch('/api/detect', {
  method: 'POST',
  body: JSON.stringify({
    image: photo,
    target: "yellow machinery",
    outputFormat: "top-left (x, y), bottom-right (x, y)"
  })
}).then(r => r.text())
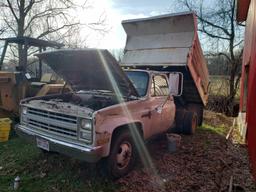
top-left (0, 37), bottom-right (70, 117)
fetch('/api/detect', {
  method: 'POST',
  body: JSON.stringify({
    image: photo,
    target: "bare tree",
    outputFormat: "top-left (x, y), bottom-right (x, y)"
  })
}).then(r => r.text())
top-left (0, 0), bottom-right (108, 64)
top-left (0, 25), bottom-right (6, 35)
top-left (178, 0), bottom-right (244, 108)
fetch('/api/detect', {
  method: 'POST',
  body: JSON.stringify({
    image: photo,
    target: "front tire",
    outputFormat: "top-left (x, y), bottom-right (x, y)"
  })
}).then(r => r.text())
top-left (106, 130), bottom-right (137, 179)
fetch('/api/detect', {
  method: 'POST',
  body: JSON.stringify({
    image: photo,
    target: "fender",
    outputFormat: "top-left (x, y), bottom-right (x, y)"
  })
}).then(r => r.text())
top-left (94, 109), bottom-right (144, 157)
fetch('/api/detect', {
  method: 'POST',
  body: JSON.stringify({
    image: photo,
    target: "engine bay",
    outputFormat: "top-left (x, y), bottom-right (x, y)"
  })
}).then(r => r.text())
top-left (27, 91), bottom-right (122, 112)
top-left (69, 92), bottom-right (120, 110)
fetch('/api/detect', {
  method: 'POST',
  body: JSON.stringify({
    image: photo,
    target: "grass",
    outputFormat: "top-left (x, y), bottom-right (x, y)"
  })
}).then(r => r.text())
top-left (0, 136), bottom-right (118, 192)
top-left (0, 123), bottom-right (230, 192)
top-left (197, 124), bottom-right (229, 150)
top-left (198, 123), bottom-right (228, 136)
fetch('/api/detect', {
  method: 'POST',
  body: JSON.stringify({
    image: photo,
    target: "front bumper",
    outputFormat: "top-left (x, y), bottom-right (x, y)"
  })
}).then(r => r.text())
top-left (15, 125), bottom-right (103, 163)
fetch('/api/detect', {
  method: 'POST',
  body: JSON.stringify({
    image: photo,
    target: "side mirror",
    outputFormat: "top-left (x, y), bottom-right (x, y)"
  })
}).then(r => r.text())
top-left (168, 72), bottom-right (183, 96)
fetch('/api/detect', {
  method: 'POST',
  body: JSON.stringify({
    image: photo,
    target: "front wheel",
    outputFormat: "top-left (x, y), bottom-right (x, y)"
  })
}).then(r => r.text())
top-left (106, 130), bottom-right (137, 179)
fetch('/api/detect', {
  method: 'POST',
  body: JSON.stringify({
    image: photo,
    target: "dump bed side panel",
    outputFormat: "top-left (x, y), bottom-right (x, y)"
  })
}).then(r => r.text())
top-left (187, 34), bottom-right (209, 105)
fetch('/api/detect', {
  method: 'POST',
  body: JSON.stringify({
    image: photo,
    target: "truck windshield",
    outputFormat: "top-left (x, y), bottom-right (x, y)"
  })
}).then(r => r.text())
top-left (125, 71), bottom-right (149, 97)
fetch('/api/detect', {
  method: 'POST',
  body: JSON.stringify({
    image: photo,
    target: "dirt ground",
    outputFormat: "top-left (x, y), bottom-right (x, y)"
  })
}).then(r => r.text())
top-left (117, 110), bottom-right (255, 192)
top-left (1, 110), bottom-right (255, 192)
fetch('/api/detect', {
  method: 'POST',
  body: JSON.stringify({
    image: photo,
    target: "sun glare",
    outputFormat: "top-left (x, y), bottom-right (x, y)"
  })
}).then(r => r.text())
top-left (97, 50), bottom-right (165, 188)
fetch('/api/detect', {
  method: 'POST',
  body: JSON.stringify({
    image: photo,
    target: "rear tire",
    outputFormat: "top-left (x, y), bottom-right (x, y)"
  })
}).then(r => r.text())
top-left (182, 112), bottom-right (198, 135)
top-left (106, 130), bottom-right (137, 179)
top-left (188, 104), bottom-right (204, 126)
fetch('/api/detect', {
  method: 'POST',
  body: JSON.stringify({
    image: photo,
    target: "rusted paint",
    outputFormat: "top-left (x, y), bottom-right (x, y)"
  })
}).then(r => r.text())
top-left (94, 79), bottom-right (175, 146)
top-left (96, 131), bottom-right (111, 145)
top-left (141, 111), bottom-right (152, 118)
top-left (237, 0), bottom-right (251, 22)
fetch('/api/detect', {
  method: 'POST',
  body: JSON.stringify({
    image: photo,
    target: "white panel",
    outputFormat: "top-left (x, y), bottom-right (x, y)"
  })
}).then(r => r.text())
top-left (121, 13), bottom-right (194, 67)
top-left (122, 13), bottom-right (195, 36)
top-left (121, 48), bottom-right (189, 65)
top-left (125, 32), bottom-right (194, 50)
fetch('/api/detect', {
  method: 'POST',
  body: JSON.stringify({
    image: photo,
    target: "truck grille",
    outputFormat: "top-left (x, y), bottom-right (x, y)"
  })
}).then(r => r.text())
top-left (26, 107), bottom-right (78, 140)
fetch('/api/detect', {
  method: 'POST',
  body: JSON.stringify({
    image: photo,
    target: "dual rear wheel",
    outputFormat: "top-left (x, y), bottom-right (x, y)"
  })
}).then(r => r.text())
top-left (182, 111), bottom-right (198, 135)
top-left (174, 110), bottom-right (198, 135)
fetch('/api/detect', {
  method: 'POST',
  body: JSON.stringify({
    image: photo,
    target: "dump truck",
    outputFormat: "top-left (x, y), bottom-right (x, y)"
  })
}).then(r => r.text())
top-left (0, 37), bottom-right (71, 118)
top-left (121, 11), bottom-right (209, 127)
top-left (16, 12), bottom-right (209, 178)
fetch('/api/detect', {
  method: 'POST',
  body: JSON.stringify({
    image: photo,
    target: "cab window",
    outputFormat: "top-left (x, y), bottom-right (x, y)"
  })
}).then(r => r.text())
top-left (151, 75), bottom-right (169, 96)
top-left (125, 71), bottom-right (149, 97)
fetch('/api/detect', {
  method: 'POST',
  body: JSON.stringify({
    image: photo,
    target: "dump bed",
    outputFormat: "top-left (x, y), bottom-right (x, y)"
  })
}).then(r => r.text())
top-left (121, 12), bottom-right (209, 106)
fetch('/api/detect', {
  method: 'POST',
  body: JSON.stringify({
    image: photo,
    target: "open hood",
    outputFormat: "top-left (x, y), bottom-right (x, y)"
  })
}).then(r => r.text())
top-left (36, 49), bottom-right (138, 97)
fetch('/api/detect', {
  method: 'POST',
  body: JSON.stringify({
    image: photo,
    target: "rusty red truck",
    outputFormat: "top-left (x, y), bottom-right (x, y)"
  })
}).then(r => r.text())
top-left (16, 12), bottom-right (209, 178)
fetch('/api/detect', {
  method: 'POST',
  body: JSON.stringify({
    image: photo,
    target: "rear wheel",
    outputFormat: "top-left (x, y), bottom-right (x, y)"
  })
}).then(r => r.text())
top-left (106, 130), bottom-right (137, 179)
top-left (182, 111), bottom-right (198, 135)
top-left (187, 104), bottom-right (204, 126)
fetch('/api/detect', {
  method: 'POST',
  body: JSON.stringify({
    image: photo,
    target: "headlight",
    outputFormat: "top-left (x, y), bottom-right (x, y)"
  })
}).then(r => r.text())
top-left (80, 119), bottom-right (92, 130)
top-left (22, 107), bottom-right (28, 115)
top-left (80, 130), bottom-right (92, 140)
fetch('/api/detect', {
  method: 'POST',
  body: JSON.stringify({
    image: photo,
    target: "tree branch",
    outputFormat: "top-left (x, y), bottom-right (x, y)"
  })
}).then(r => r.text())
top-left (198, 28), bottom-right (230, 40)
top-left (24, 9), bottom-right (68, 32)
top-left (6, 0), bottom-right (19, 22)
top-left (198, 15), bottom-right (231, 37)
top-left (219, 52), bottom-right (231, 62)
top-left (24, 0), bottom-right (35, 16)
top-left (233, 39), bottom-right (244, 48)
top-left (3, 19), bottom-right (17, 35)
top-left (37, 22), bottom-right (79, 39)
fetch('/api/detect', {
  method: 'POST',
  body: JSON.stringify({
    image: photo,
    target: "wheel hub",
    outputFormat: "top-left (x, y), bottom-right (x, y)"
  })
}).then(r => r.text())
top-left (116, 142), bottom-right (132, 169)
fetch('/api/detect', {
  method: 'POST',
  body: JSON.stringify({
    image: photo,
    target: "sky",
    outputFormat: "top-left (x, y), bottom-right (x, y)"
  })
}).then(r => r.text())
top-left (81, 0), bottom-right (174, 49)
top-left (79, 0), bottom-right (228, 54)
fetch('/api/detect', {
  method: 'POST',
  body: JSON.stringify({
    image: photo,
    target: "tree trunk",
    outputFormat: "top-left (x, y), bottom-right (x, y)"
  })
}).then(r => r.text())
top-left (17, 0), bottom-right (26, 70)
top-left (229, 69), bottom-right (235, 100)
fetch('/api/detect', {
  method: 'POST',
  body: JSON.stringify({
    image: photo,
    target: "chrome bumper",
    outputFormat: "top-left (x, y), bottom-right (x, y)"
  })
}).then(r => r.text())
top-left (15, 125), bottom-right (103, 163)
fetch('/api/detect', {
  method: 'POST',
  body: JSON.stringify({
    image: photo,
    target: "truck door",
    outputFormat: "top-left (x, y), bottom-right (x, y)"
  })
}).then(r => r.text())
top-left (150, 75), bottom-right (173, 136)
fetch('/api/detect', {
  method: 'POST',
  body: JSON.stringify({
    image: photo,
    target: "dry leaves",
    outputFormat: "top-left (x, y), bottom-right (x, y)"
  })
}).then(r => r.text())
top-left (116, 111), bottom-right (255, 192)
